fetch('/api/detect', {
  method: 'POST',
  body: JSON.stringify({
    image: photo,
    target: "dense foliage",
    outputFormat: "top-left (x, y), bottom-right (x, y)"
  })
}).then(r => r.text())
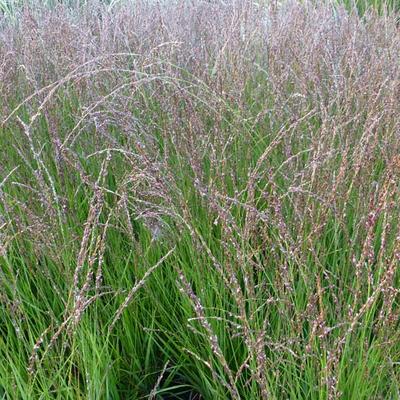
top-left (0, 1), bottom-right (399, 398)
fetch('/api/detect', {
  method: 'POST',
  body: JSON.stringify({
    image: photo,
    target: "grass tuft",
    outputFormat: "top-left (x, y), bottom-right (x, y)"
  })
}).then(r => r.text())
top-left (0, 1), bottom-right (400, 399)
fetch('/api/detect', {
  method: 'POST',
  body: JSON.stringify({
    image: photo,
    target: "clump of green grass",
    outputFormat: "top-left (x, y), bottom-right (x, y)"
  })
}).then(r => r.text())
top-left (338, 0), bottom-right (400, 15)
top-left (0, 1), bottom-right (399, 399)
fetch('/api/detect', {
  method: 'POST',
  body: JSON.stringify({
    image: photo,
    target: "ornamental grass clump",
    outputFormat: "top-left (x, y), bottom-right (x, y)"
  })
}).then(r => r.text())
top-left (0, 1), bottom-right (399, 399)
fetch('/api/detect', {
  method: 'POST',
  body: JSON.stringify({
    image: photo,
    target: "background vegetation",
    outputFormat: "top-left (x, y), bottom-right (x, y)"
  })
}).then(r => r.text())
top-left (0, 0), bottom-right (399, 398)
